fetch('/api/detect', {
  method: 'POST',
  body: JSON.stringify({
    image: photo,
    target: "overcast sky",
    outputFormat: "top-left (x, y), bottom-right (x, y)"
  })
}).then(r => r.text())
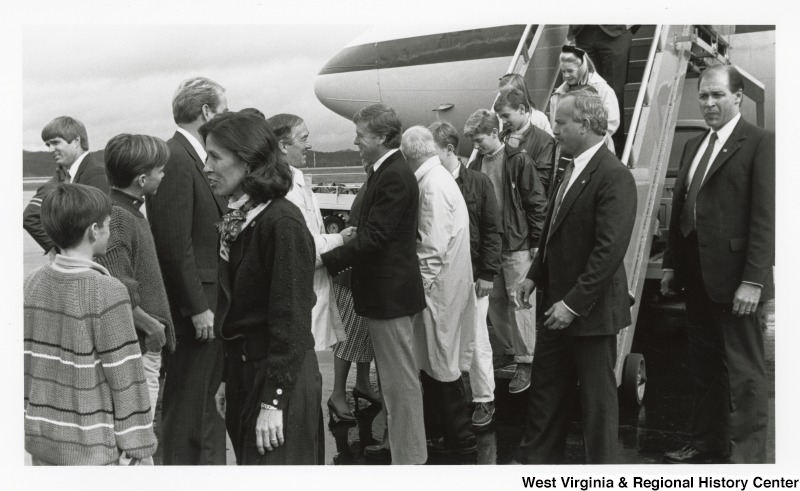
top-left (23, 25), bottom-right (367, 153)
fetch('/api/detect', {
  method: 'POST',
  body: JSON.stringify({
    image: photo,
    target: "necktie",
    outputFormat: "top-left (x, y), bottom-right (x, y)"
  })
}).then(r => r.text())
top-left (680, 132), bottom-right (718, 237)
top-left (55, 164), bottom-right (70, 184)
top-left (549, 160), bottom-right (574, 234)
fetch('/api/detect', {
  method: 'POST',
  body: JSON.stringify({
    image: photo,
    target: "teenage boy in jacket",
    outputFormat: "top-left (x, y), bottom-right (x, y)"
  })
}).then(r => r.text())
top-left (464, 109), bottom-right (547, 394)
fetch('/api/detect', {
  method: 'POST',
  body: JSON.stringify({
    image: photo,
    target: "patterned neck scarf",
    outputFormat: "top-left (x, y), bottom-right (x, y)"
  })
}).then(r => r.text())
top-left (217, 194), bottom-right (258, 261)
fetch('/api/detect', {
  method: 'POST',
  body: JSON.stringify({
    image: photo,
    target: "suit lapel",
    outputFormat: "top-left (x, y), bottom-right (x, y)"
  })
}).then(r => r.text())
top-left (359, 150), bottom-right (400, 228)
top-left (673, 131), bottom-right (706, 197)
top-left (72, 153), bottom-right (91, 183)
top-left (173, 131), bottom-right (227, 214)
top-left (548, 147), bottom-right (604, 236)
top-left (702, 118), bottom-right (746, 186)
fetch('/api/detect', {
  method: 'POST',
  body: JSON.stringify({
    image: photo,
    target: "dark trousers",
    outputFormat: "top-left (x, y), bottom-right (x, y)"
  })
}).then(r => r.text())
top-left (420, 370), bottom-right (473, 444)
top-left (225, 347), bottom-right (324, 465)
top-left (680, 234), bottom-right (768, 463)
top-left (517, 329), bottom-right (618, 464)
top-left (575, 26), bottom-right (632, 156)
top-left (160, 335), bottom-right (227, 465)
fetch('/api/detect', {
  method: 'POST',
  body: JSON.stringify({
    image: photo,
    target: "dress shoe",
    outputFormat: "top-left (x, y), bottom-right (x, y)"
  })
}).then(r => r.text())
top-left (663, 445), bottom-right (729, 464)
top-left (352, 386), bottom-right (381, 408)
top-left (427, 436), bottom-right (477, 456)
top-left (363, 444), bottom-right (391, 463)
top-left (327, 398), bottom-right (356, 423)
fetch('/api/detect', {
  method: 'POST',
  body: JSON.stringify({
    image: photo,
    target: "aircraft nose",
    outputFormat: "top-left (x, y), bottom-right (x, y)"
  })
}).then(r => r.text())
top-left (315, 44), bottom-right (382, 120)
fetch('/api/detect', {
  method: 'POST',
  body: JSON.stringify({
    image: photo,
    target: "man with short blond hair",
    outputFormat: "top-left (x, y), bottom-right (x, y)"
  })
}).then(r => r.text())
top-left (321, 104), bottom-right (427, 465)
top-left (148, 76), bottom-right (229, 465)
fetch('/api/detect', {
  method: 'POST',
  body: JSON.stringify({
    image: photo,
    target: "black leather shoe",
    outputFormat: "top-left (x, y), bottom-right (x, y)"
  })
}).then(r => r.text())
top-left (427, 436), bottom-right (477, 455)
top-left (363, 444), bottom-right (391, 463)
top-left (663, 445), bottom-right (729, 464)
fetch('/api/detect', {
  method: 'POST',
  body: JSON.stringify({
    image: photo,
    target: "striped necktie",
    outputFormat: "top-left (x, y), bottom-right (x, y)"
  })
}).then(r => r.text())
top-left (679, 132), bottom-right (718, 237)
top-left (55, 164), bottom-right (70, 184)
top-left (549, 161), bottom-right (574, 232)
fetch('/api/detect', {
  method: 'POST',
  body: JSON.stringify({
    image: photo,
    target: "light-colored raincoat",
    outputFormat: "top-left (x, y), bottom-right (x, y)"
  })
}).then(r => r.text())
top-left (412, 157), bottom-right (477, 381)
top-left (286, 167), bottom-right (346, 350)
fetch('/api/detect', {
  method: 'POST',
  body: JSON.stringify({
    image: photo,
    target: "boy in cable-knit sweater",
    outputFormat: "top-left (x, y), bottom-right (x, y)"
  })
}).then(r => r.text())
top-left (95, 134), bottom-right (175, 421)
top-left (24, 184), bottom-right (157, 465)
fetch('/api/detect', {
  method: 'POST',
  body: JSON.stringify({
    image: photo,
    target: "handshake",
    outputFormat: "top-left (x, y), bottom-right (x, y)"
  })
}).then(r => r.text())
top-left (340, 226), bottom-right (357, 244)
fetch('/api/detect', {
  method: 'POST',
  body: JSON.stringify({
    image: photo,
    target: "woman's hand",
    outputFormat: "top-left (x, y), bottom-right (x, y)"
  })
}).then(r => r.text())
top-left (255, 408), bottom-right (284, 454)
top-left (214, 382), bottom-right (226, 419)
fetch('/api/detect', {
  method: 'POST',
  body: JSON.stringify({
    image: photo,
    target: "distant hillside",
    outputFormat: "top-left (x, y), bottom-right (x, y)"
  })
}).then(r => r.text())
top-left (23, 149), bottom-right (360, 177)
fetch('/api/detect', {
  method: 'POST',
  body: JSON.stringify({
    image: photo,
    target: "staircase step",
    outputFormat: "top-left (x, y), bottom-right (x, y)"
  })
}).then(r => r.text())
top-left (627, 60), bottom-right (647, 85)
top-left (630, 38), bottom-right (653, 63)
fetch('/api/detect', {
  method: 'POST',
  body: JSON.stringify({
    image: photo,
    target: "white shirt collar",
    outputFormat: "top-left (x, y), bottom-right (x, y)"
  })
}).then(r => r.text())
top-left (371, 148), bottom-right (399, 173)
top-left (227, 193), bottom-right (250, 210)
top-left (414, 156), bottom-right (441, 181)
top-left (176, 127), bottom-right (207, 163)
top-left (68, 151), bottom-right (89, 182)
top-left (291, 166), bottom-right (306, 187)
top-left (566, 138), bottom-right (606, 190)
top-left (51, 254), bottom-right (110, 275)
top-left (711, 112), bottom-right (741, 146)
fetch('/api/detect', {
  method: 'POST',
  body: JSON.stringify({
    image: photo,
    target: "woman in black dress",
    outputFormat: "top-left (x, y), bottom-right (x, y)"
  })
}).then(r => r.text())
top-left (205, 112), bottom-right (322, 465)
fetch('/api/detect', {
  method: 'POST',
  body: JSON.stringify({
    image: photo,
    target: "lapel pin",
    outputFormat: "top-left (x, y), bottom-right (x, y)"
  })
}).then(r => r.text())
top-left (723, 149), bottom-right (728, 153)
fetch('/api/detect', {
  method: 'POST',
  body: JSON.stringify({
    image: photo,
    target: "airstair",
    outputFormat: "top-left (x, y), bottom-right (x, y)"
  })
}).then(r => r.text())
top-left (490, 24), bottom-right (764, 406)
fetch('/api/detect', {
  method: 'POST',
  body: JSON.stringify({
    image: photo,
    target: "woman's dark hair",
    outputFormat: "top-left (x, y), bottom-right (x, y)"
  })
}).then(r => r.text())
top-left (199, 111), bottom-right (292, 204)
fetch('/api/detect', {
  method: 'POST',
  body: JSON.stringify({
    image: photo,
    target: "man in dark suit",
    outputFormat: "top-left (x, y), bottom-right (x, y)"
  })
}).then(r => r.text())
top-left (147, 76), bottom-right (229, 465)
top-left (321, 104), bottom-right (427, 464)
top-left (515, 90), bottom-right (637, 464)
top-left (662, 65), bottom-right (774, 464)
top-left (24, 116), bottom-right (109, 254)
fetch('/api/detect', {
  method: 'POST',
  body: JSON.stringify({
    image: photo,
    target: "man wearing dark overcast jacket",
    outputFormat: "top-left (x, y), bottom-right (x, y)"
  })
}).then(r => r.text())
top-left (515, 90), bottom-right (637, 464)
top-left (147, 76), bottom-right (229, 465)
top-left (322, 104), bottom-right (427, 465)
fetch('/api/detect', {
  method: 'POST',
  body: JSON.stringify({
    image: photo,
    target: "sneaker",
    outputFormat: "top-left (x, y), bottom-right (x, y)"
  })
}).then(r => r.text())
top-left (472, 401), bottom-right (495, 428)
top-left (508, 363), bottom-right (532, 393)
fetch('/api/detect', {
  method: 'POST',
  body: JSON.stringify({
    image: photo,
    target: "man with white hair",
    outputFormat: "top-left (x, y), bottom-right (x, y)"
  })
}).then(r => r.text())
top-left (401, 126), bottom-right (477, 455)
top-left (148, 76), bottom-right (228, 465)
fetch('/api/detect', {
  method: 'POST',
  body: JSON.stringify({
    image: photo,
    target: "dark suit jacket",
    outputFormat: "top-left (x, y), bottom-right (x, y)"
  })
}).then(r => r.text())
top-left (321, 150), bottom-right (426, 319)
top-left (147, 131), bottom-right (227, 336)
top-left (214, 198), bottom-right (316, 410)
top-left (528, 144), bottom-right (636, 336)
top-left (663, 118), bottom-right (775, 303)
top-left (23, 152), bottom-right (109, 252)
